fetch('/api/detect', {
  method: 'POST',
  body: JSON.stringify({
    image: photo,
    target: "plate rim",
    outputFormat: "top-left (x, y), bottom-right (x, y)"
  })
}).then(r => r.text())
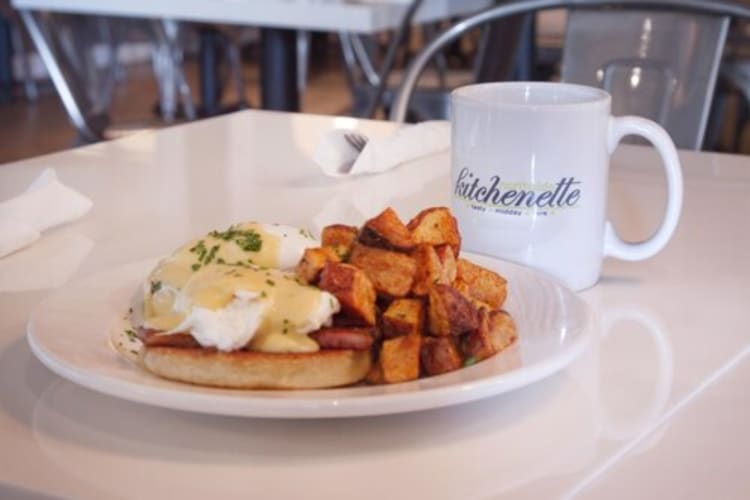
top-left (27, 255), bottom-right (593, 418)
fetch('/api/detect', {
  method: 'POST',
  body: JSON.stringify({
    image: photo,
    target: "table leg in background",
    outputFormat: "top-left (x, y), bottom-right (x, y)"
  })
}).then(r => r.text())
top-left (260, 27), bottom-right (299, 111)
top-left (0, 11), bottom-right (12, 103)
top-left (198, 26), bottom-right (223, 116)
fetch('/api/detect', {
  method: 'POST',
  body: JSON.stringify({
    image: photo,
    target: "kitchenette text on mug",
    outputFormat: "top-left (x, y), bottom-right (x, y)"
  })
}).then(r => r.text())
top-left (454, 166), bottom-right (583, 217)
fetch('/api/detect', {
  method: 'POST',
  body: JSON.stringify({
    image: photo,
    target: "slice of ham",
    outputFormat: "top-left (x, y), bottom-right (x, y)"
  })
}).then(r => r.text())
top-left (137, 327), bottom-right (374, 351)
top-left (310, 327), bottom-right (374, 351)
top-left (137, 327), bottom-right (200, 348)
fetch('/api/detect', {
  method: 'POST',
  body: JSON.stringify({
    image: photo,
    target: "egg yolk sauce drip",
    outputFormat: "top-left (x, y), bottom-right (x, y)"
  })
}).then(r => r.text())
top-left (137, 222), bottom-right (339, 354)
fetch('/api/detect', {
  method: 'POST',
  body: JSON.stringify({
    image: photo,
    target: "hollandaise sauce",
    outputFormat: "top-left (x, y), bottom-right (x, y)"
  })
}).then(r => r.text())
top-left (138, 222), bottom-right (337, 353)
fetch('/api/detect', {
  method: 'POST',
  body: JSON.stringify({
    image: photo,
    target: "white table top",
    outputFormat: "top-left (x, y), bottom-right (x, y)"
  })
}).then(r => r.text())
top-left (11, 0), bottom-right (492, 33)
top-left (0, 110), bottom-right (748, 499)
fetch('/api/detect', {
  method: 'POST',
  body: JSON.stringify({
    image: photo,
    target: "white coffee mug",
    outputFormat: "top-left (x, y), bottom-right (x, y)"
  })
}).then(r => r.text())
top-left (451, 82), bottom-right (683, 291)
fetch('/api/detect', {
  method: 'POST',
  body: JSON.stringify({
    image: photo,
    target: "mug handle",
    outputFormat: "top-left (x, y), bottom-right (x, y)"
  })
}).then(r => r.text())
top-left (604, 116), bottom-right (684, 261)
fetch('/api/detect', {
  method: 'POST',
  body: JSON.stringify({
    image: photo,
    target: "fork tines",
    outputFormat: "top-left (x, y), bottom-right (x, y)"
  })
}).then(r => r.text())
top-left (344, 133), bottom-right (368, 152)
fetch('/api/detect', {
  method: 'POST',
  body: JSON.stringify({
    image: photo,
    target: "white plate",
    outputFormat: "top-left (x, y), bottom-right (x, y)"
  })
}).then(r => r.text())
top-left (27, 255), bottom-right (592, 418)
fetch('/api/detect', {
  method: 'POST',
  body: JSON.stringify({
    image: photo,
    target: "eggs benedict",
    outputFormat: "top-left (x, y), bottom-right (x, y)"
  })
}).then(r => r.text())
top-left (128, 222), bottom-right (372, 389)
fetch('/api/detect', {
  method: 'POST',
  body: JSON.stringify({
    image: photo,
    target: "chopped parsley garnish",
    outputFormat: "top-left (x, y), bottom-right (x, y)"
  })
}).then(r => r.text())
top-left (463, 356), bottom-right (477, 367)
top-left (210, 226), bottom-right (263, 252)
top-left (130, 350), bottom-right (139, 355)
top-left (260, 291), bottom-right (268, 298)
top-left (298, 228), bottom-right (315, 239)
top-left (150, 281), bottom-right (162, 294)
top-left (124, 329), bottom-right (137, 341)
top-left (204, 244), bottom-right (220, 265)
top-left (190, 239), bottom-right (221, 270)
top-left (266, 279), bottom-right (275, 287)
top-left (190, 240), bottom-right (208, 262)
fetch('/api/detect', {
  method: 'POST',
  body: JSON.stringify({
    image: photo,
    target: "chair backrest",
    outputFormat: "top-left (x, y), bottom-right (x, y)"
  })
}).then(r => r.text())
top-left (562, 9), bottom-right (729, 149)
top-left (389, 0), bottom-right (750, 150)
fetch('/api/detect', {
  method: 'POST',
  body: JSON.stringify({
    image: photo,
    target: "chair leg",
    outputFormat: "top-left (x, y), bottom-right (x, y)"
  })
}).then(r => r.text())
top-left (363, 0), bottom-right (424, 118)
top-left (224, 32), bottom-right (248, 108)
top-left (8, 15), bottom-right (39, 101)
top-left (18, 10), bottom-right (105, 141)
top-left (151, 33), bottom-right (177, 122)
top-left (296, 30), bottom-right (310, 97)
top-left (163, 19), bottom-right (195, 120)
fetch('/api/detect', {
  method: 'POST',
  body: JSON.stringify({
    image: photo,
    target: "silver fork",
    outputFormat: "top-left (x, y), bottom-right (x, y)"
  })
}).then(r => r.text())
top-left (344, 132), bottom-right (368, 153)
top-left (338, 132), bottom-right (369, 174)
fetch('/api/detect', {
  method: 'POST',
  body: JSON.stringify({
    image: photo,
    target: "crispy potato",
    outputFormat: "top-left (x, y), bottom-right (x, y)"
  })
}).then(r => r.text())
top-left (486, 309), bottom-right (517, 352)
top-left (318, 262), bottom-right (377, 326)
top-left (454, 278), bottom-right (493, 312)
top-left (456, 258), bottom-right (508, 309)
top-left (359, 207), bottom-right (415, 252)
top-left (421, 337), bottom-right (462, 376)
top-left (462, 309), bottom-right (517, 361)
top-left (321, 224), bottom-right (359, 259)
top-left (434, 245), bottom-right (457, 284)
top-left (294, 205), bottom-right (517, 386)
top-left (365, 360), bottom-right (386, 385)
top-left (295, 247), bottom-right (341, 284)
top-left (427, 284), bottom-right (479, 336)
top-left (349, 243), bottom-right (416, 298)
top-left (462, 308), bottom-right (495, 361)
top-left (407, 207), bottom-right (461, 256)
top-left (380, 334), bottom-right (421, 383)
top-left (411, 244), bottom-right (445, 296)
top-left (382, 298), bottom-right (424, 338)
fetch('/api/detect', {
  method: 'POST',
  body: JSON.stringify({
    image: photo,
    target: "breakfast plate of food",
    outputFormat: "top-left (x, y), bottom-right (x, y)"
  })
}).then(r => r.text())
top-left (27, 207), bottom-right (592, 418)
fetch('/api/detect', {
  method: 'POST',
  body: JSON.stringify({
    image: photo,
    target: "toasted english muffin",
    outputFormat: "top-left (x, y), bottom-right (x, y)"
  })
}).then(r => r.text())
top-left (141, 347), bottom-right (371, 389)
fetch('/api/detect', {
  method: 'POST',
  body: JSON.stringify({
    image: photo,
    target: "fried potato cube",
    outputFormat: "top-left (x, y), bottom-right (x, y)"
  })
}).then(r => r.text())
top-left (359, 207), bottom-right (415, 252)
top-left (486, 309), bottom-right (517, 352)
top-left (428, 284), bottom-right (479, 336)
top-left (382, 298), bottom-right (424, 338)
top-left (434, 245), bottom-right (457, 284)
top-left (349, 243), bottom-right (416, 298)
top-left (318, 262), bottom-right (377, 326)
top-left (411, 244), bottom-right (445, 296)
top-left (295, 246), bottom-right (341, 284)
top-left (421, 337), bottom-right (462, 376)
top-left (456, 258), bottom-right (508, 309)
top-left (454, 278), bottom-right (493, 312)
top-left (380, 334), bottom-right (421, 383)
top-left (407, 207), bottom-right (461, 256)
top-left (321, 224), bottom-right (359, 258)
top-left (462, 308), bottom-right (495, 361)
top-left (462, 309), bottom-right (518, 361)
top-left (365, 360), bottom-right (386, 385)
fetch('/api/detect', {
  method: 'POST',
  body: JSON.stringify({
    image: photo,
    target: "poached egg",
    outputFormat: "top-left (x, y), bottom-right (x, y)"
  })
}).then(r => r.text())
top-left (133, 222), bottom-right (340, 353)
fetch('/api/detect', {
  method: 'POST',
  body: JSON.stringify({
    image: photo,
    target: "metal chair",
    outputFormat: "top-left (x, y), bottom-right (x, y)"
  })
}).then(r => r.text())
top-left (340, 0), bottom-right (532, 121)
top-left (562, 8), bottom-right (728, 149)
top-left (390, 0), bottom-right (750, 150)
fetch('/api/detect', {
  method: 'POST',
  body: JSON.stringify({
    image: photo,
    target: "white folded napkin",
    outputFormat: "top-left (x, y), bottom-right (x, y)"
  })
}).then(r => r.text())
top-left (314, 120), bottom-right (451, 177)
top-left (0, 169), bottom-right (93, 258)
